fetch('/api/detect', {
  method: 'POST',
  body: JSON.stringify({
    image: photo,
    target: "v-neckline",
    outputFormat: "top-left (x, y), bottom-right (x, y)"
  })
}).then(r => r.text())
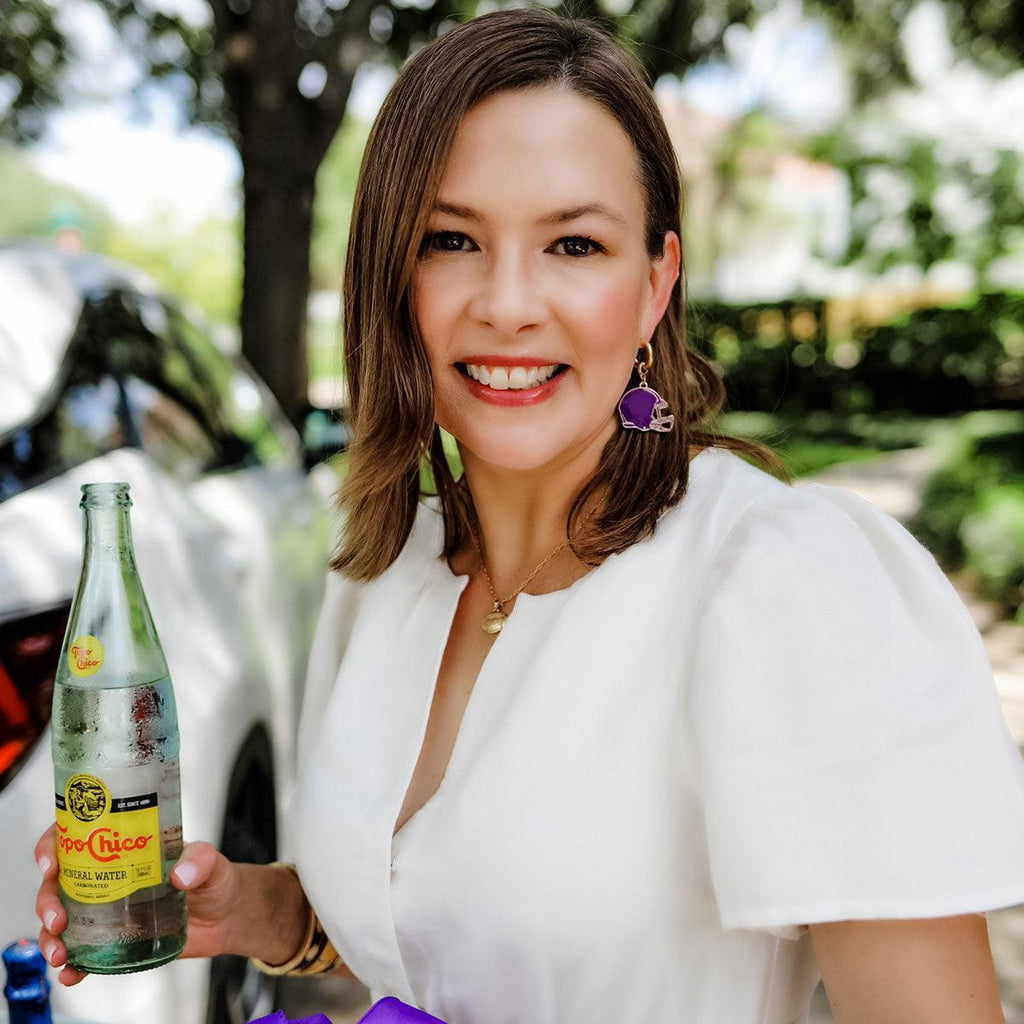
top-left (388, 446), bottom-right (721, 850)
top-left (389, 567), bottom-right (471, 846)
top-left (388, 537), bottom-right (584, 851)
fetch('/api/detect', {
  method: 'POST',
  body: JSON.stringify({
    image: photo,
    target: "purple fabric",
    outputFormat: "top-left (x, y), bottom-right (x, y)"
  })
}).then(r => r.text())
top-left (356, 998), bottom-right (447, 1023)
top-left (246, 1014), bottom-right (332, 1024)
top-left (247, 999), bottom-right (445, 1024)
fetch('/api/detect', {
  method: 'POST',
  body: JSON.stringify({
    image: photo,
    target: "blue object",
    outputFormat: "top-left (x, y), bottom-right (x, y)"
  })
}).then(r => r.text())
top-left (3, 939), bottom-right (53, 1024)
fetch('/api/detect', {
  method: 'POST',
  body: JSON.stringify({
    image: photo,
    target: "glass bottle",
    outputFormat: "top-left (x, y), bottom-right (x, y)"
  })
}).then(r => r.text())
top-left (51, 482), bottom-right (187, 974)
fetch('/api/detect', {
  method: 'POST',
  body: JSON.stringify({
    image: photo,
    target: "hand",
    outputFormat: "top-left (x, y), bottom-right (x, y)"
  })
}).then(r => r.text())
top-left (35, 827), bottom-right (248, 987)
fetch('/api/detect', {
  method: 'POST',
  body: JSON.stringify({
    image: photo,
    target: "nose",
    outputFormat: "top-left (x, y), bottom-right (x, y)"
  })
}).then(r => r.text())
top-left (469, 245), bottom-right (546, 336)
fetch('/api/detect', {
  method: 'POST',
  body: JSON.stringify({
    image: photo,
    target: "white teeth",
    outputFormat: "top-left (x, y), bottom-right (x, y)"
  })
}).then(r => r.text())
top-left (464, 362), bottom-right (560, 391)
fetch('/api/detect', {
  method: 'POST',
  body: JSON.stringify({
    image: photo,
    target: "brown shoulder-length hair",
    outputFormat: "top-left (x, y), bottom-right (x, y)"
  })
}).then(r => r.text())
top-left (331, 5), bottom-right (790, 581)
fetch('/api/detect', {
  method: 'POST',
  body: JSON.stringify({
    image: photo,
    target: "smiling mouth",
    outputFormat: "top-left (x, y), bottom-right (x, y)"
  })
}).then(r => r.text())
top-left (457, 362), bottom-right (569, 391)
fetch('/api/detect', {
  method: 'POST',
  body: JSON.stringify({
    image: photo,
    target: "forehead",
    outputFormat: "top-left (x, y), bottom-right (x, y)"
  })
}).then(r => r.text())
top-left (436, 87), bottom-right (644, 225)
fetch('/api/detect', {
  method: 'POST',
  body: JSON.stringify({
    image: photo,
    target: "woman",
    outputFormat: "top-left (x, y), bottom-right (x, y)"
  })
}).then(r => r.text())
top-left (36, 8), bottom-right (1024, 1022)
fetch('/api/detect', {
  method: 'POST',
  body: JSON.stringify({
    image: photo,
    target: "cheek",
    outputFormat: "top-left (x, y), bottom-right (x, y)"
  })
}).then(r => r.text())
top-left (412, 283), bottom-right (463, 429)
top-left (411, 279), bottom-right (444, 363)
top-left (571, 281), bottom-right (645, 372)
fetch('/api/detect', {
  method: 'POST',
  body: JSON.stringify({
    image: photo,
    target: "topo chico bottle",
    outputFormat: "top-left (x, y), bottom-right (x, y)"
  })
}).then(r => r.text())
top-left (51, 482), bottom-right (187, 974)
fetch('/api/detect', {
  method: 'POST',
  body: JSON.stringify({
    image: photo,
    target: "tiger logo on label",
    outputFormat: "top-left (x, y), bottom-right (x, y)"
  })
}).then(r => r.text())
top-left (67, 775), bottom-right (109, 822)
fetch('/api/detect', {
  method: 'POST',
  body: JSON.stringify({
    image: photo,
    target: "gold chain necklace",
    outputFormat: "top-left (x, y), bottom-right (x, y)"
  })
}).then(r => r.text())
top-left (468, 524), bottom-right (570, 635)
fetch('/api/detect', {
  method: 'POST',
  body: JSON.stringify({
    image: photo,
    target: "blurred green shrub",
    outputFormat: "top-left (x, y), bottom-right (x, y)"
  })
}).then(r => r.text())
top-left (690, 293), bottom-right (1024, 416)
top-left (713, 410), bottom-right (942, 476)
top-left (909, 412), bottom-right (1024, 622)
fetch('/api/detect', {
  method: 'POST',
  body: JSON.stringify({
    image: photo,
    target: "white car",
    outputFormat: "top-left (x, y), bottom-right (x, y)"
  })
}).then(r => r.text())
top-left (0, 240), bottom-right (340, 1024)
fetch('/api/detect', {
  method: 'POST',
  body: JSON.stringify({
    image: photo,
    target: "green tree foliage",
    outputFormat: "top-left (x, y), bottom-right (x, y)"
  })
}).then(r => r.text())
top-left (807, 129), bottom-right (1024, 279)
top-left (911, 413), bottom-right (1024, 621)
top-left (311, 115), bottom-right (371, 293)
top-left (106, 213), bottom-right (242, 326)
top-left (0, 1), bottom-right (68, 143)
top-left (0, 146), bottom-right (239, 324)
top-left (0, 146), bottom-right (113, 244)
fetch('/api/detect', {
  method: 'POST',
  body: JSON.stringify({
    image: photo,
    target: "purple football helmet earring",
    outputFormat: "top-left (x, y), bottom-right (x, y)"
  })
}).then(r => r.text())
top-left (618, 341), bottom-right (674, 433)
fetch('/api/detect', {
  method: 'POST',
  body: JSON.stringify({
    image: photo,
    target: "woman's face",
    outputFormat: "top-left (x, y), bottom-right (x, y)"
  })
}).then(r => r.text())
top-left (411, 86), bottom-right (680, 475)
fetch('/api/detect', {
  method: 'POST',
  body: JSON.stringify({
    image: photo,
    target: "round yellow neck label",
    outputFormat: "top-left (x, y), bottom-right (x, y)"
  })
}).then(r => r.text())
top-left (69, 635), bottom-right (104, 678)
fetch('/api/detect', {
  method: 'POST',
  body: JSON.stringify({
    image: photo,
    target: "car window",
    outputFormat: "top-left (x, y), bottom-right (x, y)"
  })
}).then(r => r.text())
top-left (93, 292), bottom-right (252, 478)
top-left (121, 376), bottom-right (218, 481)
top-left (0, 355), bottom-right (128, 504)
top-left (165, 305), bottom-right (293, 466)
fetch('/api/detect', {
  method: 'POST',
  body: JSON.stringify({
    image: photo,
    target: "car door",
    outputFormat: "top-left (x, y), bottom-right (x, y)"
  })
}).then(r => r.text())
top-left (155, 298), bottom-right (334, 794)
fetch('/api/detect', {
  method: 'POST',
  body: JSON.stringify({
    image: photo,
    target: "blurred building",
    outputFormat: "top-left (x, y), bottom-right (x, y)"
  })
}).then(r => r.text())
top-left (658, 93), bottom-right (851, 303)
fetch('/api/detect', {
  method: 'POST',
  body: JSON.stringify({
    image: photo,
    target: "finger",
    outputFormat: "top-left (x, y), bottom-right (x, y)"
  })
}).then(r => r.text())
top-left (57, 963), bottom-right (89, 987)
top-left (34, 823), bottom-right (57, 879)
top-left (35, 877), bottom-right (66, 936)
top-left (37, 928), bottom-right (67, 970)
top-left (170, 840), bottom-right (224, 892)
top-left (38, 929), bottom-right (87, 986)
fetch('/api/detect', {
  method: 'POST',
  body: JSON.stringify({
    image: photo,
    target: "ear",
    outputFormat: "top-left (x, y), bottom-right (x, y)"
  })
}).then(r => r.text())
top-left (640, 230), bottom-right (681, 343)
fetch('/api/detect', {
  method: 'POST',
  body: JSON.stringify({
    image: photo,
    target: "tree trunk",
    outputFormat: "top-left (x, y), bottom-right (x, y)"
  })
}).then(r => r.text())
top-left (214, 0), bottom-right (363, 431)
top-left (240, 158), bottom-right (316, 429)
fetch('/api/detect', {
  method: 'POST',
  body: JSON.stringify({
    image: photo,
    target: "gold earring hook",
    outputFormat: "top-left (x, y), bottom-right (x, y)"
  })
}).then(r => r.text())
top-left (635, 341), bottom-right (654, 387)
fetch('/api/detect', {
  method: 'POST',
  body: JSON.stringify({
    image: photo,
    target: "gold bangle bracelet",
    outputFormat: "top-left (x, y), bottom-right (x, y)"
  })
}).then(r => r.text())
top-left (251, 863), bottom-right (341, 977)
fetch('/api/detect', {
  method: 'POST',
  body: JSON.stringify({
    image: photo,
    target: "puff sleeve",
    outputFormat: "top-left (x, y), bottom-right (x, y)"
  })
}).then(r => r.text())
top-left (690, 481), bottom-right (1024, 941)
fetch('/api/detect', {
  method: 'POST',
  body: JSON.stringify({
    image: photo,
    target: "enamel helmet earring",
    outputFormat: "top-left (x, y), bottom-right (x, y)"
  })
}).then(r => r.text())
top-left (618, 341), bottom-right (675, 433)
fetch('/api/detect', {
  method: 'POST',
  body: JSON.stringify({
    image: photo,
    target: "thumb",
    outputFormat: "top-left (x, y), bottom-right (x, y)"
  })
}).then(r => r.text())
top-left (170, 841), bottom-right (226, 892)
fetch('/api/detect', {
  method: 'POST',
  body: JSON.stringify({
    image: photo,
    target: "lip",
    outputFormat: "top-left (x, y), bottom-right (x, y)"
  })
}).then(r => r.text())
top-left (459, 366), bottom-right (567, 407)
top-left (459, 355), bottom-right (564, 369)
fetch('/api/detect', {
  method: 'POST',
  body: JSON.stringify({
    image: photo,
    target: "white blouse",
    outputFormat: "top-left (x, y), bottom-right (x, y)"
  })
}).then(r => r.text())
top-left (291, 445), bottom-right (1024, 1024)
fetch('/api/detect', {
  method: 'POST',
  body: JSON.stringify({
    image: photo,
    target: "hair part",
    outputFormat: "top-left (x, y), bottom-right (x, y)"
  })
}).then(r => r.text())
top-left (332, 5), bottom-right (790, 581)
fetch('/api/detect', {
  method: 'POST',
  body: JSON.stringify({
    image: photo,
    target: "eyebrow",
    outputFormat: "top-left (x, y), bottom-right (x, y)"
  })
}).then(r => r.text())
top-left (432, 200), bottom-right (628, 228)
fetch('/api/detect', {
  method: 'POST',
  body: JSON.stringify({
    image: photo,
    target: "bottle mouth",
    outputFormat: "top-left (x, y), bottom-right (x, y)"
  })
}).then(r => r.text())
top-left (80, 482), bottom-right (133, 510)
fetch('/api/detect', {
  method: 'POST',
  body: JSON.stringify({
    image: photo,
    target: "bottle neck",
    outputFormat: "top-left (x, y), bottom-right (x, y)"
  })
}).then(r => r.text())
top-left (66, 489), bottom-right (169, 686)
top-left (82, 505), bottom-right (137, 568)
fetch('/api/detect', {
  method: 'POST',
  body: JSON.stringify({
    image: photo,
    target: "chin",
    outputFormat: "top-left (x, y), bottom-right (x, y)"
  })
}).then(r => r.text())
top-left (457, 435), bottom-right (570, 474)
top-left (442, 413), bottom-right (616, 477)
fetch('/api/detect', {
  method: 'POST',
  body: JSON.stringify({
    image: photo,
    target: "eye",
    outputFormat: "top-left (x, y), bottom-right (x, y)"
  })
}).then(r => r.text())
top-left (419, 230), bottom-right (474, 257)
top-left (417, 231), bottom-right (606, 258)
top-left (551, 235), bottom-right (605, 258)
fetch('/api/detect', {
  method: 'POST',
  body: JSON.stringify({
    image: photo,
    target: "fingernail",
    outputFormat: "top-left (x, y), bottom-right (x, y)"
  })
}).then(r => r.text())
top-left (37, 854), bottom-right (51, 875)
top-left (44, 909), bottom-right (58, 932)
top-left (43, 942), bottom-right (57, 966)
top-left (172, 863), bottom-right (197, 888)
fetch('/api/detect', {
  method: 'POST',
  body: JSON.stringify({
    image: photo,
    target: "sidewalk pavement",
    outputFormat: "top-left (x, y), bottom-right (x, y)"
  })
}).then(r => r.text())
top-left (283, 447), bottom-right (1024, 1023)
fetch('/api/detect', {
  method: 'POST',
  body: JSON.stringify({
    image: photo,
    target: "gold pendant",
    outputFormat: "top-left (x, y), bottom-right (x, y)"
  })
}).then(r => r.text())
top-left (482, 609), bottom-right (507, 635)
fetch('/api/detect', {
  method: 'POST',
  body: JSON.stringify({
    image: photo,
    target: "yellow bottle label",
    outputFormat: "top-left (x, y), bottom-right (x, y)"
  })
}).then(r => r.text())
top-left (68, 635), bottom-right (104, 678)
top-left (55, 773), bottom-right (163, 904)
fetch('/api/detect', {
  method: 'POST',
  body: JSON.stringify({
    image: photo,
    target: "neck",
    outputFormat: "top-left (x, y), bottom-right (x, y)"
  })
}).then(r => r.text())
top-left (457, 419), bottom-right (616, 595)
